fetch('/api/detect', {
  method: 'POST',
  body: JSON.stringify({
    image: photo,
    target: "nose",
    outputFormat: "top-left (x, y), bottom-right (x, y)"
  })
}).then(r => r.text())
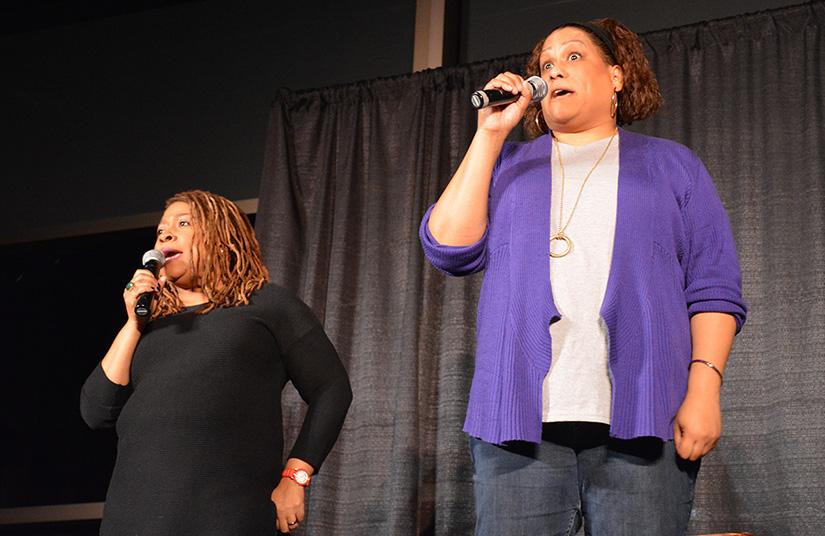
top-left (546, 62), bottom-right (565, 79)
top-left (157, 229), bottom-right (175, 243)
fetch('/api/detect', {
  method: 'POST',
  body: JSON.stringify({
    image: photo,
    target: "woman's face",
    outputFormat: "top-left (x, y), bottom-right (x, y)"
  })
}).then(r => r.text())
top-left (155, 201), bottom-right (199, 290)
top-left (538, 26), bottom-right (623, 133)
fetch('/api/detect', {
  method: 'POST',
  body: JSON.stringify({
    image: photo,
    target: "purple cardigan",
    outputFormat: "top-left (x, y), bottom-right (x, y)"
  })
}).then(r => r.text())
top-left (419, 129), bottom-right (746, 444)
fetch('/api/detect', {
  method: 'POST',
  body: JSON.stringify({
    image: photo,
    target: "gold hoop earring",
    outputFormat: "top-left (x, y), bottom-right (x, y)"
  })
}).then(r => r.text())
top-left (534, 111), bottom-right (548, 134)
top-left (610, 91), bottom-right (618, 119)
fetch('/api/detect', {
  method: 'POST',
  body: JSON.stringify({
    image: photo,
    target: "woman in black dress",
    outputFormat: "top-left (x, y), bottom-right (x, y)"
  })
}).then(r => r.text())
top-left (81, 190), bottom-right (352, 535)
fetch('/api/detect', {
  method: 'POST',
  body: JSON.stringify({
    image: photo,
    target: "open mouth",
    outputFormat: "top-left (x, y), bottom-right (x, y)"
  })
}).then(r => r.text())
top-left (161, 248), bottom-right (182, 261)
top-left (552, 89), bottom-right (574, 98)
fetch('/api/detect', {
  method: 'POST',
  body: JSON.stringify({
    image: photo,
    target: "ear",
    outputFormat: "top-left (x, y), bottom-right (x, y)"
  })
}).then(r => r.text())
top-left (611, 65), bottom-right (625, 92)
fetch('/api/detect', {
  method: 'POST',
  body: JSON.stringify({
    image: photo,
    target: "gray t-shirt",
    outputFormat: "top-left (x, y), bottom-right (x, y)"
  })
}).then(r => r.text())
top-left (542, 134), bottom-right (619, 424)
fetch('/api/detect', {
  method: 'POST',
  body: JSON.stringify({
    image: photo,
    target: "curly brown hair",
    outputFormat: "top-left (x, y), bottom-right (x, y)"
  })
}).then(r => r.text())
top-left (523, 18), bottom-right (663, 138)
top-left (151, 190), bottom-right (269, 320)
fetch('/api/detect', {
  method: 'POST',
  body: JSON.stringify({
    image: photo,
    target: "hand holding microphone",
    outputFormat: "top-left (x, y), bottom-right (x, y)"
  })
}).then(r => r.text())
top-left (471, 72), bottom-right (547, 138)
top-left (471, 75), bottom-right (548, 109)
top-left (123, 249), bottom-right (166, 322)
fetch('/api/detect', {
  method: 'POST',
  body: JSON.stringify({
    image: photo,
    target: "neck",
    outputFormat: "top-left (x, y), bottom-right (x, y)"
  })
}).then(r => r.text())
top-left (551, 121), bottom-right (618, 145)
top-left (176, 286), bottom-right (208, 306)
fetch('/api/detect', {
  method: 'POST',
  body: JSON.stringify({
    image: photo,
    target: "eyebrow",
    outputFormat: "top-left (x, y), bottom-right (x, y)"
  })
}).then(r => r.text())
top-left (156, 213), bottom-right (192, 227)
top-left (540, 39), bottom-right (588, 57)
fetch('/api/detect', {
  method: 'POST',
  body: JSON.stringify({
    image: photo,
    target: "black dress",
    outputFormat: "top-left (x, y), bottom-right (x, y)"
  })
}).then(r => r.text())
top-left (80, 284), bottom-right (352, 535)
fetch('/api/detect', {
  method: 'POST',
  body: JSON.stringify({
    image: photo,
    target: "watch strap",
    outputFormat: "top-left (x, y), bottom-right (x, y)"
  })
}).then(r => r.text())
top-left (281, 467), bottom-right (311, 487)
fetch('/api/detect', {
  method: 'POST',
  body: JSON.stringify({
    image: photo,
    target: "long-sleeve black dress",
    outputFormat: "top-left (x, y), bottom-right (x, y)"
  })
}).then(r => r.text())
top-left (80, 284), bottom-right (352, 535)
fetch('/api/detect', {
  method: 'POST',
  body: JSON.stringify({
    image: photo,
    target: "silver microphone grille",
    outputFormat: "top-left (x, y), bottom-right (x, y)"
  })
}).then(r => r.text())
top-left (526, 76), bottom-right (548, 102)
top-left (142, 249), bottom-right (166, 266)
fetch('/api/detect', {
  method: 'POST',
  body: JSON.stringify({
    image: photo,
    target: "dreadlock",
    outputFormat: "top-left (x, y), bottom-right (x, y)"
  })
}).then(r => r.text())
top-left (150, 190), bottom-right (269, 320)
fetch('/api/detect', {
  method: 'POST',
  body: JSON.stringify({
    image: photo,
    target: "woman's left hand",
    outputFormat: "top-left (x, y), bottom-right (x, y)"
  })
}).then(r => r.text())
top-left (675, 313), bottom-right (736, 461)
top-left (271, 478), bottom-right (305, 533)
top-left (673, 389), bottom-right (722, 461)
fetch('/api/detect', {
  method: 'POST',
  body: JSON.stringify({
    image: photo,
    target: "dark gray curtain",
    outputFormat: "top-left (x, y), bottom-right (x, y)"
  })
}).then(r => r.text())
top-left (634, 3), bottom-right (825, 535)
top-left (256, 2), bottom-right (825, 534)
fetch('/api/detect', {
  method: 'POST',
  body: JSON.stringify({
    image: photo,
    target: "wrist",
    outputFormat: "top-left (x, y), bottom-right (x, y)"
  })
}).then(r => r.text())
top-left (689, 359), bottom-right (723, 384)
top-left (474, 125), bottom-right (510, 145)
top-left (685, 382), bottom-right (721, 400)
top-left (686, 364), bottom-right (723, 397)
top-left (124, 319), bottom-right (144, 334)
top-left (281, 467), bottom-right (311, 487)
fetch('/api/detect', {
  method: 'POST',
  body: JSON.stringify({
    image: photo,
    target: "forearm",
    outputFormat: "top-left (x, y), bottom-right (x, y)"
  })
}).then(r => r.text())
top-left (686, 312), bottom-right (737, 396)
top-left (289, 373), bottom-right (352, 470)
top-left (283, 324), bottom-right (352, 470)
top-left (100, 321), bottom-right (142, 385)
top-left (673, 312), bottom-right (737, 459)
top-left (427, 129), bottom-right (506, 245)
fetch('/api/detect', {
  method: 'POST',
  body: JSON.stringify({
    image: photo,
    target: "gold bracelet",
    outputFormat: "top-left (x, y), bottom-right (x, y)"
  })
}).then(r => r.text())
top-left (689, 359), bottom-right (723, 385)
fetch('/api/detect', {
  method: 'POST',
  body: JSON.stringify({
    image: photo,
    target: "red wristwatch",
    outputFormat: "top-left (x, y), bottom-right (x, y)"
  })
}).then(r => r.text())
top-left (281, 467), bottom-right (311, 487)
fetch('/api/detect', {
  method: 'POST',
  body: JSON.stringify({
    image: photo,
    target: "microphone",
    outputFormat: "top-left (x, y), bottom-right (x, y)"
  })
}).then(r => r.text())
top-left (471, 75), bottom-right (548, 109)
top-left (135, 249), bottom-right (165, 318)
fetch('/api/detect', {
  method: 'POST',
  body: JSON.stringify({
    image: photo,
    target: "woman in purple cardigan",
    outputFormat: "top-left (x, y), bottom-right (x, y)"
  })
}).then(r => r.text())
top-left (419, 19), bottom-right (746, 536)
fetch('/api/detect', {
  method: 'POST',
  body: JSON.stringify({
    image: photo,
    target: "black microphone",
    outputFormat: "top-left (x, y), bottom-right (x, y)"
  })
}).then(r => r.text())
top-left (470, 75), bottom-right (548, 109)
top-left (135, 249), bottom-right (165, 318)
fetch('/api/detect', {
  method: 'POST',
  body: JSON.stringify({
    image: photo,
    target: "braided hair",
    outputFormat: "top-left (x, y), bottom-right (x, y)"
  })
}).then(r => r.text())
top-left (151, 190), bottom-right (269, 320)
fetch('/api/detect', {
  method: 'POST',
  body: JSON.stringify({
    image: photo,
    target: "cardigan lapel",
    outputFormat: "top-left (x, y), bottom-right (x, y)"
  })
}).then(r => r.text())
top-left (507, 133), bottom-right (558, 372)
top-left (600, 129), bottom-right (652, 331)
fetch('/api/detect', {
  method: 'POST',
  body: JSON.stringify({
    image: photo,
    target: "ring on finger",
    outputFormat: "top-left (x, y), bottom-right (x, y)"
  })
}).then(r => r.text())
top-left (287, 521), bottom-right (298, 526)
top-left (125, 281), bottom-right (135, 291)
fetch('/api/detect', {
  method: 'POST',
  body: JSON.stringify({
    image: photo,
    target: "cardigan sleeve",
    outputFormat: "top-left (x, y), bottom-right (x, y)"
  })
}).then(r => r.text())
top-left (418, 204), bottom-right (488, 276)
top-left (681, 153), bottom-right (748, 332)
top-left (417, 145), bottom-right (513, 277)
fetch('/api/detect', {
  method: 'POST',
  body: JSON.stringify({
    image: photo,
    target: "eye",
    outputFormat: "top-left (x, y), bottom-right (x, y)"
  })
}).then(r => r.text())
top-left (178, 220), bottom-right (190, 227)
top-left (542, 62), bottom-right (553, 71)
top-left (156, 228), bottom-right (164, 236)
top-left (568, 52), bottom-right (581, 61)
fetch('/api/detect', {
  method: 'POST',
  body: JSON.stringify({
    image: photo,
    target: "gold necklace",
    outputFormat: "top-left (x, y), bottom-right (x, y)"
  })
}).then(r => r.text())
top-left (549, 131), bottom-right (617, 258)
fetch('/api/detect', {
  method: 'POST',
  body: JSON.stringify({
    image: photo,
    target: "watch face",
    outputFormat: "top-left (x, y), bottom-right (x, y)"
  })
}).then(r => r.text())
top-left (293, 470), bottom-right (310, 485)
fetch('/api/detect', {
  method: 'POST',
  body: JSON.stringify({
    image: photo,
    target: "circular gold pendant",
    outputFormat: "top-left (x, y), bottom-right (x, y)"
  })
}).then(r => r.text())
top-left (549, 233), bottom-right (572, 258)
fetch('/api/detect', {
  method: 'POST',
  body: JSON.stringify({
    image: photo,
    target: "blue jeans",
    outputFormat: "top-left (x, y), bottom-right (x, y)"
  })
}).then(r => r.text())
top-left (469, 423), bottom-right (700, 536)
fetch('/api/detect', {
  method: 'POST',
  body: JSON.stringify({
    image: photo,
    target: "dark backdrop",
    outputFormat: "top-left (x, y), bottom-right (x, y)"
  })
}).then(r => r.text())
top-left (0, 0), bottom-right (417, 242)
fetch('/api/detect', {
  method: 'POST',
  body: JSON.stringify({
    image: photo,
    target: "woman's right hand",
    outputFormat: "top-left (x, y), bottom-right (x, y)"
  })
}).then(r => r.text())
top-left (101, 270), bottom-right (166, 386)
top-left (122, 269), bottom-right (165, 325)
top-left (476, 72), bottom-right (535, 137)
